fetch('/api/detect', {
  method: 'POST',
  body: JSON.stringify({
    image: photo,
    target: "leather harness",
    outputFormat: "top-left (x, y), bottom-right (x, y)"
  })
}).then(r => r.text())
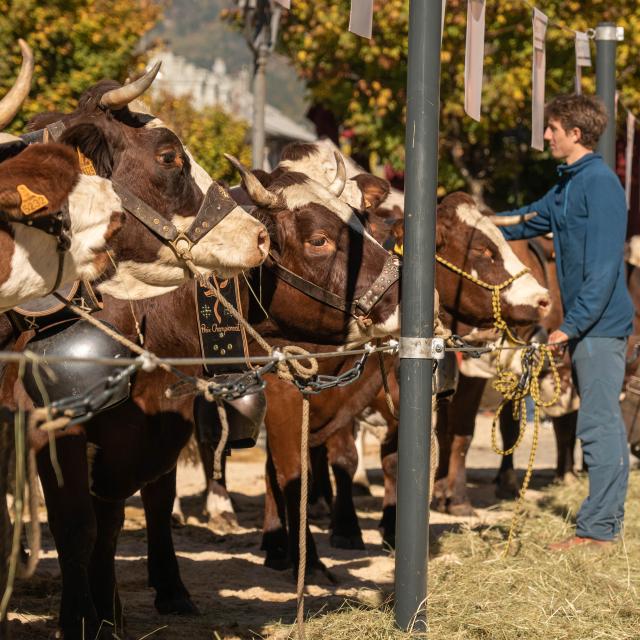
top-left (263, 251), bottom-right (401, 324)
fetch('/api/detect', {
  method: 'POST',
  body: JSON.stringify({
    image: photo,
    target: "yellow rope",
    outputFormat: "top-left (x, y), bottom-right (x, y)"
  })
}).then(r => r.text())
top-left (434, 253), bottom-right (562, 554)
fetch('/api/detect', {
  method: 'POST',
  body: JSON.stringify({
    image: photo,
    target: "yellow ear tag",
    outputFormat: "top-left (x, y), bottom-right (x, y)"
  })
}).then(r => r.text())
top-left (77, 149), bottom-right (97, 175)
top-left (16, 184), bottom-right (49, 215)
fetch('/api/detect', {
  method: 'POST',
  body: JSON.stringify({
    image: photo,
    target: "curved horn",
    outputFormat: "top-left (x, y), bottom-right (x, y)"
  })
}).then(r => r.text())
top-left (0, 39), bottom-right (34, 131)
top-left (327, 151), bottom-right (347, 197)
top-left (224, 153), bottom-right (280, 208)
top-left (488, 211), bottom-right (538, 227)
top-left (99, 61), bottom-right (161, 111)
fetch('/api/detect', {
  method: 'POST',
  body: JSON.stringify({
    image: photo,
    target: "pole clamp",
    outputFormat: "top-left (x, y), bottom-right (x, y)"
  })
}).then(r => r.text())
top-left (595, 25), bottom-right (624, 42)
top-left (399, 337), bottom-right (445, 360)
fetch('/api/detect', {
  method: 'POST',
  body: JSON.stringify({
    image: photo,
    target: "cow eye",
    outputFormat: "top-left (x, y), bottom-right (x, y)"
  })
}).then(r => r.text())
top-left (309, 236), bottom-right (327, 247)
top-left (482, 248), bottom-right (494, 260)
top-left (158, 150), bottom-right (177, 165)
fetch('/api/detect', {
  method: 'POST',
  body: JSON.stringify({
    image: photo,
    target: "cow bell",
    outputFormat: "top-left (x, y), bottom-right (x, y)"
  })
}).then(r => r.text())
top-left (22, 319), bottom-right (132, 410)
top-left (195, 374), bottom-right (266, 449)
top-left (435, 351), bottom-right (459, 399)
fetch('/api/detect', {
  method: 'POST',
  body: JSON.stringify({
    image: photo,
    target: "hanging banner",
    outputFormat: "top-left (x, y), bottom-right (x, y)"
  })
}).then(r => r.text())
top-left (464, 0), bottom-right (486, 122)
top-left (574, 31), bottom-right (591, 94)
top-left (273, 0), bottom-right (291, 7)
top-left (626, 111), bottom-right (636, 209)
top-left (349, 0), bottom-right (374, 39)
top-left (531, 8), bottom-right (548, 151)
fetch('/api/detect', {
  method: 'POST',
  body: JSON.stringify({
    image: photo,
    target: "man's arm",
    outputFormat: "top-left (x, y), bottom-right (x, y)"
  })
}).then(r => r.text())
top-left (559, 172), bottom-right (627, 339)
top-left (496, 190), bottom-right (554, 241)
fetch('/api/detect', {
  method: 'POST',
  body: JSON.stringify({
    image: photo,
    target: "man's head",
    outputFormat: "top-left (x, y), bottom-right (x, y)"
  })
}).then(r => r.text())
top-left (543, 94), bottom-right (608, 163)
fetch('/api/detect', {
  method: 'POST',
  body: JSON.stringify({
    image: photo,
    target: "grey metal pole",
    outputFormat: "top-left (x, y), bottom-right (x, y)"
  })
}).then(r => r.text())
top-left (394, 0), bottom-right (443, 632)
top-left (252, 41), bottom-right (268, 169)
top-left (595, 22), bottom-right (621, 170)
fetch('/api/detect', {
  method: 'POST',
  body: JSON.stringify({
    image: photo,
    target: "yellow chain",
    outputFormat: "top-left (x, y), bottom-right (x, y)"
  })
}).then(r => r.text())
top-left (434, 252), bottom-right (563, 554)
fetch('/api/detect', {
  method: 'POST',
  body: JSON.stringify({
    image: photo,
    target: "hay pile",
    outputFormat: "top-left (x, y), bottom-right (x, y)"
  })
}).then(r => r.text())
top-left (268, 469), bottom-right (640, 639)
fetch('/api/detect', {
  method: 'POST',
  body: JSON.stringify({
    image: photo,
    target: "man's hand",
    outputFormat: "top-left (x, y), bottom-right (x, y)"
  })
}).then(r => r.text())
top-left (548, 329), bottom-right (569, 353)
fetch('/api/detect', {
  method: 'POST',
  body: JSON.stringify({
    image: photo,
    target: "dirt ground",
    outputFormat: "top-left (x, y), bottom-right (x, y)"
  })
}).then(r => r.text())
top-left (7, 413), bottom-right (571, 639)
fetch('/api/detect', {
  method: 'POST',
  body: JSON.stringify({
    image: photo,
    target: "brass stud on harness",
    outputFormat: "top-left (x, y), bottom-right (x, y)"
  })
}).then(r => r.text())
top-left (153, 218), bottom-right (160, 225)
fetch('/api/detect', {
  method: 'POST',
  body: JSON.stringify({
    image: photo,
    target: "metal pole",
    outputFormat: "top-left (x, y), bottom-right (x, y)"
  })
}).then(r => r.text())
top-left (252, 40), bottom-right (268, 169)
top-left (394, 0), bottom-right (443, 632)
top-left (595, 22), bottom-right (621, 170)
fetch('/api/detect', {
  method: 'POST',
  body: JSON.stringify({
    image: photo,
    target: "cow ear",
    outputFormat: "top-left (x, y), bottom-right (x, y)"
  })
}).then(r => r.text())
top-left (351, 174), bottom-right (390, 211)
top-left (252, 169), bottom-right (273, 187)
top-left (0, 189), bottom-right (21, 217)
top-left (59, 123), bottom-right (115, 177)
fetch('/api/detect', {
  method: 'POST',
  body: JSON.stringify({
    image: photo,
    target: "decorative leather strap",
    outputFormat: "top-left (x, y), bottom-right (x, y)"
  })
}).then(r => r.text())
top-left (195, 276), bottom-right (249, 375)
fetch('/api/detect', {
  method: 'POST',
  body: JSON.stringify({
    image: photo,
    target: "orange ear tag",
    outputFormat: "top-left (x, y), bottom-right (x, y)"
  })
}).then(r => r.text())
top-left (16, 184), bottom-right (49, 215)
top-left (77, 149), bottom-right (97, 175)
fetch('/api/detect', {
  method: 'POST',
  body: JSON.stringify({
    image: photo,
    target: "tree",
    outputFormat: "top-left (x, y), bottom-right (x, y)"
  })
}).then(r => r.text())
top-left (0, 0), bottom-right (160, 132)
top-left (273, 0), bottom-right (640, 208)
top-left (146, 91), bottom-right (252, 183)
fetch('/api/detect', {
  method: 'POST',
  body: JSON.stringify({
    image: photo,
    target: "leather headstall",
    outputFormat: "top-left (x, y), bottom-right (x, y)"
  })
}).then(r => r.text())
top-left (22, 120), bottom-right (238, 264)
top-left (264, 251), bottom-right (401, 323)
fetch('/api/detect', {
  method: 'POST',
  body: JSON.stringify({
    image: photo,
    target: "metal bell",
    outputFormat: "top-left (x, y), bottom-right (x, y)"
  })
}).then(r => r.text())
top-left (435, 351), bottom-right (459, 398)
top-left (195, 374), bottom-right (266, 449)
top-left (22, 319), bottom-right (132, 410)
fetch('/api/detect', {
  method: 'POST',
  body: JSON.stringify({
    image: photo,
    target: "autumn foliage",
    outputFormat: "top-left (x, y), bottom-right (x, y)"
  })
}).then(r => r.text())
top-left (277, 0), bottom-right (640, 206)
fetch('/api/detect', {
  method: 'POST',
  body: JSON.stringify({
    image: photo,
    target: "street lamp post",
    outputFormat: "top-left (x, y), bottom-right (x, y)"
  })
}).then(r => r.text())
top-left (237, 0), bottom-right (282, 169)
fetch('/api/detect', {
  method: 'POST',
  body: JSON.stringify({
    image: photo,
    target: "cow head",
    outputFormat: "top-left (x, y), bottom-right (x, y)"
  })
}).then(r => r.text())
top-left (229, 153), bottom-right (400, 346)
top-left (435, 193), bottom-right (550, 327)
top-left (0, 41), bottom-right (125, 311)
top-left (29, 64), bottom-right (269, 300)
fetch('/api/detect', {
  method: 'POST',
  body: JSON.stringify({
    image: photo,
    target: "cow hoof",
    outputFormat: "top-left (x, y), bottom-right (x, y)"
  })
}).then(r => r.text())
top-left (301, 562), bottom-right (338, 585)
top-left (447, 501), bottom-right (476, 517)
top-left (154, 592), bottom-right (200, 616)
top-left (495, 469), bottom-right (519, 500)
top-left (264, 553), bottom-right (291, 571)
top-left (330, 533), bottom-right (365, 550)
top-left (382, 532), bottom-right (396, 551)
top-left (171, 511), bottom-right (186, 528)
top-left (307, 497), bottom-right (331, 521)
top-left (207, 511), bottom-right (240, 534)
top-left (560, 471), bottom-right (579, 486)
top-left (352, 482), bottom-right (372, 497)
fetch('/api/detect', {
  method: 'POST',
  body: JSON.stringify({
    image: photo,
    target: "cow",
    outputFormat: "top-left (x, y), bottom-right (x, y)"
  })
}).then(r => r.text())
top-left (0, 40), bottom-right (126, 311)
top-left (1, 151), bottom-right (406, 640)
top-left (188, 141), bottom-right (551, 574)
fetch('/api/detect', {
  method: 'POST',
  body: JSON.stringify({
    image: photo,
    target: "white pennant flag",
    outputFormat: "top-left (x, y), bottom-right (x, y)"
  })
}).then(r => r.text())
top-left (531, 9), bottom-right (548, 151)
top-left (574, 31), bottom-right (591, 94)
top-left (626, 111), bottom-right (636, 209)
top-left (273, 0), bottom-right (291, 7)
top-left (349, 0), bottom-right (374, 39)
top-left (464, 0), bottom-right (486, 122)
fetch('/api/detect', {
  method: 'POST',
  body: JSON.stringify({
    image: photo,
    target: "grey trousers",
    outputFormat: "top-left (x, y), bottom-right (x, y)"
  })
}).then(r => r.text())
top-left (570, 336), bottom-right (629, 541)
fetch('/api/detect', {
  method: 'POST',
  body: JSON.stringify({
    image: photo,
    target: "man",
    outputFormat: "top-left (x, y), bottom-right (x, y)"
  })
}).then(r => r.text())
top-left (496, 94), bottom-right (633, 550)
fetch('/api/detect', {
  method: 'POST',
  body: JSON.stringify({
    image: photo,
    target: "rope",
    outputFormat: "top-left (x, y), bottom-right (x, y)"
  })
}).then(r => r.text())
top-left (377, 348), bottom-right (398, 420)
top-left (434, 252), bottom-right (561, 553)
top-left (296, 395), bottom-right (310, 640)
top-left (212, 401), bottom-right (230, 481)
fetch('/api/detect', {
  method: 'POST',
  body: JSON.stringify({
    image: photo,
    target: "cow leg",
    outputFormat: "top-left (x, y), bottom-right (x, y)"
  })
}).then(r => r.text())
top-left (327, 425), bottom-right (364, 550)
top-left (352, 425), bottom-right (372, 496)
top-left (496, 401), bottom-right (520, 499)
top-left (308, 444), bottom-right (332, 521)
top-left (432, 398), bottom-right (452, 512)
top-left (141, 468), bottom-right (198, 616)
top-left (261, 444), bottom-right (290, 570)
top-left (171, 494), bottom-right (185, 528)
top-left (442, 373), bottom-right (486, 515)
top-left (379, 421), bottom-right (398, 549)
top-left (36, 433), bottom-right (102, 640)
top-left (198, 441), bottom-right (238, 532)
top-left (89, 497), bottom-right (125, 635)
top-left (553, 411), bottom-right (578, 483)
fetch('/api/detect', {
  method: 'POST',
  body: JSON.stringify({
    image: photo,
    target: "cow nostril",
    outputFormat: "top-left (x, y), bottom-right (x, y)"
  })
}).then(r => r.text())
top-left (257, 229), bottom-right (269, 252)
top-left (538, 297), bottom-right (550, 308)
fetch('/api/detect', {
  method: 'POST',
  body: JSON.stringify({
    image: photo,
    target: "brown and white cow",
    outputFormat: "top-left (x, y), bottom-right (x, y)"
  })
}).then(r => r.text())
top-left (27, 64), bottom-right (269, 300)
top-left (0, 41), bottom-right (125, 311)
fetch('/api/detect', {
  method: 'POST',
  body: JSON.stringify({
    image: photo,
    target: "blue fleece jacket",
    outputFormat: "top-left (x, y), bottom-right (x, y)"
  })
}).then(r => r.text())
top-left (498, 153), bottom-right (633, 339)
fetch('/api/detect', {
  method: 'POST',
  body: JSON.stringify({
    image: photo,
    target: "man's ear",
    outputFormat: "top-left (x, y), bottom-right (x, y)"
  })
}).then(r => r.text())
top-left (59, 123), bottom-right (115, 177)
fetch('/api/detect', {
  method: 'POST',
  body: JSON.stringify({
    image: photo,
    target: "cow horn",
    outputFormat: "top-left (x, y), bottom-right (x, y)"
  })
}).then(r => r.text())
top-left (99, 62), bottom-right (161, 110)
top-left (0, 39), bottom-right (34, 131)
top-left (224, 153), bottom-right (280, 209)
top-left (327, 151), bottom-right (347, 197)
top-left (488, 211), bottom-right (538, 226)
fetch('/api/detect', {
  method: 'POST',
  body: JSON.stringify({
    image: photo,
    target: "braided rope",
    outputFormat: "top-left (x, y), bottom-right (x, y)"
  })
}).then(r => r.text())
top-left (296, 396), bottom-right (310, 640)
